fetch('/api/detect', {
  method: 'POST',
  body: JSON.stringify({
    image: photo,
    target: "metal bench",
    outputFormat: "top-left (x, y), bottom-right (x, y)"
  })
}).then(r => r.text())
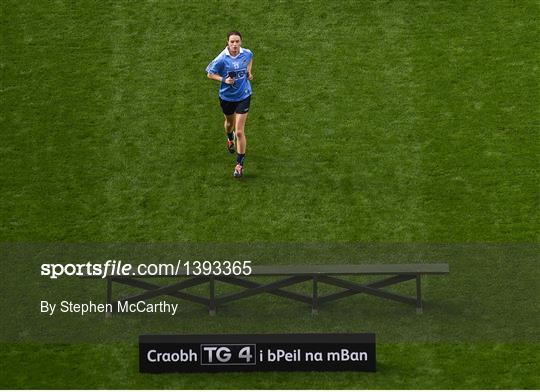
top-left (99, 264), bottom-right (449, 315)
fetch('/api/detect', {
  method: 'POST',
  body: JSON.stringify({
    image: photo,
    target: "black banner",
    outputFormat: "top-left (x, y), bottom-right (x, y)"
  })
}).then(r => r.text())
top-left (139, 333), bottom-right (376, 373)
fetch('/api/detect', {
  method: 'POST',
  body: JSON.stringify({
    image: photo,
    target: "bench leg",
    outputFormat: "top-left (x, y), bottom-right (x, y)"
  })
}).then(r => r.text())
top-left (209, 276), bottom-right (216, 316)
top-left (106, 277), bottom-right (112, 318)
top-left (312, 276), bottom-right (319, 315)
top-left (416, 275), bottom-right (423, 314)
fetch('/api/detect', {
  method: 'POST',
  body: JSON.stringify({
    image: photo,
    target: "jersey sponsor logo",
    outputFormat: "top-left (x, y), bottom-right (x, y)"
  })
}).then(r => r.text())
top-left (229, 69), bottom-right (247, 79)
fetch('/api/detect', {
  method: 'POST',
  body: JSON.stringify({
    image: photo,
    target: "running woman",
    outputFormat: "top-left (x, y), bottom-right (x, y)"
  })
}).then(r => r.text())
top-left (206, 31), bottom-right (253, 178)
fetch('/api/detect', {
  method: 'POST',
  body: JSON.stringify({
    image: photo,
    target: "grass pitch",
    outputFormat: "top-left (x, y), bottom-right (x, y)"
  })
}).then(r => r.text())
top-left (1, 0), bottom-right (539, 389)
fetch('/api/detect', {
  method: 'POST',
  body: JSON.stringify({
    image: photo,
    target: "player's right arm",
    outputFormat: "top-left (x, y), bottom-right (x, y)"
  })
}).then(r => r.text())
top-left (207, 73), bottom-right (234, 84)
top-left (206, 54), bottom-right (233, 84)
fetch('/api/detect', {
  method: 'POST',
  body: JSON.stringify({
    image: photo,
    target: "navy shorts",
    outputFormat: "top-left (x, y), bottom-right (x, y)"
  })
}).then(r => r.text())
top-left (220, 95), bottom-right (251, 115)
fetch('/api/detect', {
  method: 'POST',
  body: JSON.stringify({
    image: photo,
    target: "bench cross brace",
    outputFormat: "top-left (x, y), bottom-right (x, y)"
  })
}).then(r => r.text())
top-left (316, 274), bottom-right (421, 312)
top-left (105, 272), bottom-right (424, 315)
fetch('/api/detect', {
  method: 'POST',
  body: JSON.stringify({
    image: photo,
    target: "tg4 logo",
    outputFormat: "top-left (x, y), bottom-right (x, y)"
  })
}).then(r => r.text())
top-left (200, 344), bottom-right (256, 365)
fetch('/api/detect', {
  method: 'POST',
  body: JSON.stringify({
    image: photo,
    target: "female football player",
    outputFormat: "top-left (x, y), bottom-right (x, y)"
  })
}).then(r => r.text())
top-left (206, 31), bottom-right (253, 178)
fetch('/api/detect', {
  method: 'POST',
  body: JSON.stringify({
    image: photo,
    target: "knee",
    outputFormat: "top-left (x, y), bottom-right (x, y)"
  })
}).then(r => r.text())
top-left (225, 120), bottom-right (233, 129)
top-left (235, 129), bottom-right (244, 139)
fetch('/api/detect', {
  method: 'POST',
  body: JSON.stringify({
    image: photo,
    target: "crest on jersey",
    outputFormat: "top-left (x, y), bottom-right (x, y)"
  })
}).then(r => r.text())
top-left (233, 62), bottom-right (240, 69)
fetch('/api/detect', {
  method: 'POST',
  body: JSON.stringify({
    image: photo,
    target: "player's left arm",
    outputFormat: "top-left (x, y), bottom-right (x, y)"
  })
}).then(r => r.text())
top-left (247, 58), bottom-right (253, 80)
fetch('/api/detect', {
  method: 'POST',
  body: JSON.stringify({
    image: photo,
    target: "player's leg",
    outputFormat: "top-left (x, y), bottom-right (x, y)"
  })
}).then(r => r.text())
top-left (224, 113), bottom-right (236, 153)
top-left (233, 112), bottom-right (248, 178)
top-left (235, 112), bottom-right (247, 154)
top-left (220, 98), bottom-right (236, 154)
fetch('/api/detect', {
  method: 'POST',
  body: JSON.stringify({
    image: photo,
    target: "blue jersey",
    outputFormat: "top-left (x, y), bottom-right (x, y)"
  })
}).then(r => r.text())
top-left (206, 47), bottom-right (253, 102)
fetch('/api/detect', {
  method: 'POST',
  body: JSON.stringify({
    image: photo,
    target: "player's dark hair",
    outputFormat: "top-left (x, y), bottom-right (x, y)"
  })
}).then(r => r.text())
top-left (227, 31), bottom-right (242, 41)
